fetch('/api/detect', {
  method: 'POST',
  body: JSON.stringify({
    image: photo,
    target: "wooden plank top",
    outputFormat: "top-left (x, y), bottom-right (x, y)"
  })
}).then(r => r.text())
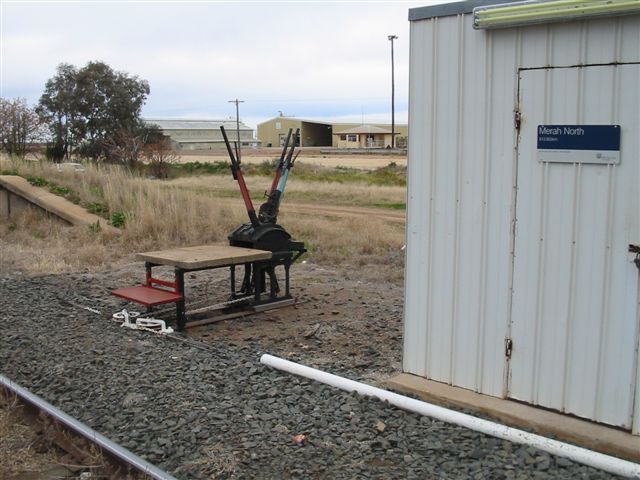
top-left (136, 245), bottom-right (272, 269)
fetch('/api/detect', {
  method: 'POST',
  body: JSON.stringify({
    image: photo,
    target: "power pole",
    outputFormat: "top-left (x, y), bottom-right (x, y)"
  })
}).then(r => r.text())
top-left (388, 35), bottom-right (398, 149)
top-left (228, 98), bottom-right (244, 161)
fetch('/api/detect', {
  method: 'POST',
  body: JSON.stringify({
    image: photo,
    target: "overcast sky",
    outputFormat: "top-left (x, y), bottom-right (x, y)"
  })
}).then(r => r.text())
top-left (0, 1), bottom-right (443, 129)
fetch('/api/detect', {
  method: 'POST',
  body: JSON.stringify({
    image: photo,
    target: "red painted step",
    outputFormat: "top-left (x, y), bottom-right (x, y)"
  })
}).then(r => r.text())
top-left (111, 285), bottom-right (182, 308)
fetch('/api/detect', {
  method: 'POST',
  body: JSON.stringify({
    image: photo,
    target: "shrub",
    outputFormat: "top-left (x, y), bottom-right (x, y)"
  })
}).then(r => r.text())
top-left (87, 202), bottom-right (110, 217)
top-left (26, 175), bottom-right (48, 187)
top-left (110, 211), bottom-right (128, 228)
top-left (172, 161), bottom-right (230, 176)
top-left (48, 185), bottom-right (71, 196)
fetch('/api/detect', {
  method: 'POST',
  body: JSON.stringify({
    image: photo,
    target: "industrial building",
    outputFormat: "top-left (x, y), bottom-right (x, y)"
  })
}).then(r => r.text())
top-left (400, 0), bottom-right (640, 440)
top-left (332, 124), bottom-right (397, 149)
top-left (144, 118), bottom-right (256, 150)
top-left (257, 116), bottom-right (408, 148)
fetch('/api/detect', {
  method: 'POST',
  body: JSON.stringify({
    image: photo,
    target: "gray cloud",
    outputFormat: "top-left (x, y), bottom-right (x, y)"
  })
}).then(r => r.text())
top-left (1, 1), bottom-right (442, 128)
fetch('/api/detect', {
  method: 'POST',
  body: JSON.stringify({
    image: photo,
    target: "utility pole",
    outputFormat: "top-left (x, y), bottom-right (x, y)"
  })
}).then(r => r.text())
top-left (388, 35), bottom-right (398, 149)
top-left (228, 98), bottom-right (244, 161)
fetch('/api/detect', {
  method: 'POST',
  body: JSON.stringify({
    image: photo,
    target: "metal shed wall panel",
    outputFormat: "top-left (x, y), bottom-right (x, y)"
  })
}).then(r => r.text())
top-left (405, 14), bottom-right (518, 397)
top-left (404, 12), bottom-right (640, 404)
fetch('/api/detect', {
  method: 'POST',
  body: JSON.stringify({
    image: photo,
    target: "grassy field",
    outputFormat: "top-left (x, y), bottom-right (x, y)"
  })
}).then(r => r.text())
top-left (0, 156), bottom-right (406, 278)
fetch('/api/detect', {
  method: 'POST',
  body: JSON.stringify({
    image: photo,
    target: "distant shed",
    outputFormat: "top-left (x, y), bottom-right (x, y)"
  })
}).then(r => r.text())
top-left (257, 116), bottom-right (409, 148)
top-left (145, 118), bottom-right (256, 150)
top-left (256, 117), bottom-right (331, 147)
top-left (403, 0), bottom-right (640, 434)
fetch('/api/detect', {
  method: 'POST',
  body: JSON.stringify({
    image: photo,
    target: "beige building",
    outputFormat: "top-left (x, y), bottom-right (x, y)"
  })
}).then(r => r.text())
top-left (257, 116), bottom-right (408, 148)
top-left (144, 118), bottom-right (256, 150)
top-left (333, 124), bottom-right (397, 149)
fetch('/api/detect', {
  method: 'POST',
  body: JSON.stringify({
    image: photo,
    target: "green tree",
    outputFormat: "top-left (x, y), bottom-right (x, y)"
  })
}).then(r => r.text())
top-left (36, 63), bottom-right (78, 160)
top-left (37, 61), bottom-right (150, 161)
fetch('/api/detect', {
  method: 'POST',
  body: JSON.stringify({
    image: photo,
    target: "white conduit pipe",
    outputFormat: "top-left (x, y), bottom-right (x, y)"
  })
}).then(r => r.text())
top-left (260, 354), bottom-right (640, 479)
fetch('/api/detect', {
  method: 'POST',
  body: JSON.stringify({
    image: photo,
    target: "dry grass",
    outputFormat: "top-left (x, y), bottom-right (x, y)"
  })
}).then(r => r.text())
top-left (289, 214), bottom-right (404, 267)
top-left (0, 402), bottom-right (58, 478)
top-left (1, 155), bottom-right (405, 277)
top-left (1, 209), bottom-right (123, 273)
top-left (167, 174), bottom-right (406, 208)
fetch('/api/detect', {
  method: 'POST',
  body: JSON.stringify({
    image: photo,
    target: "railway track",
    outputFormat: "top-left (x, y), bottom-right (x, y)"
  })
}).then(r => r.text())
top-left (1, 374), bottom-right (177, 480)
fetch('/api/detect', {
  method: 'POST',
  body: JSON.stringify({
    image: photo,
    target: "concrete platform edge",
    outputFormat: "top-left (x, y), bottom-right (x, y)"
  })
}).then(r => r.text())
top-left (0, 175), bottom-right (119, 234)
top-left (385, 373), bottom-right (640, 463)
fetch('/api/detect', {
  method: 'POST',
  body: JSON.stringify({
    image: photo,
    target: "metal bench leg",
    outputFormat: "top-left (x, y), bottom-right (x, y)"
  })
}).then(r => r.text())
top-left (240, 264), bottom-right (252, 294)
top-left (268, 266), bottom-right (279, 298)
top-left (144, 262), bottom-right (152, 285)
top-left (175, 268), bottom-right (186, 330)
top-left (285, 261), bottom-right (291, 297)
top-left (230, 265), bottom-right (236, 297)
top-left (253, 262), bottom-right (262, 304)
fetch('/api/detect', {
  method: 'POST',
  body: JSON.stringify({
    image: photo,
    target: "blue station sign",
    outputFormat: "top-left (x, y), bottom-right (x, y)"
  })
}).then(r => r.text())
top-left (536, 125), bottom-right (621, 164)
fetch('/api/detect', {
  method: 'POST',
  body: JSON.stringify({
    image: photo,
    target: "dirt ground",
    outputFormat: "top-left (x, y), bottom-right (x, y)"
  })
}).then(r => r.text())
top-left (82, 255), bottom-right (407, 383)
top-left (183, 260), bottom-right (406, 382)
top-left (178, 148), bottom-right (407, 169)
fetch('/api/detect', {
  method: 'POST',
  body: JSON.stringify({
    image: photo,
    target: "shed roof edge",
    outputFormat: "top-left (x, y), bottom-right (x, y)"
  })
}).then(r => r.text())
top-left (409, 0), bottom-right (516, 21)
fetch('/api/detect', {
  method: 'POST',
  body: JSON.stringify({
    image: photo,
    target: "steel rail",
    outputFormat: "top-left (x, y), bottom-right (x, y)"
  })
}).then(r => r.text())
top-left (1, 374), bottom-right (179, 480)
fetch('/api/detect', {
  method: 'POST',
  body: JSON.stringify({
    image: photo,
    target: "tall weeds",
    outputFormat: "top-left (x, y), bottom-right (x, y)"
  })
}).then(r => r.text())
top-left (1, 156), bottom-right (405, 276)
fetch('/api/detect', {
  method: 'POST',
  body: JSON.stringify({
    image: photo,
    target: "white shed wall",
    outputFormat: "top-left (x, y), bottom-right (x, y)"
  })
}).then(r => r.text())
top-left (510, 64), bottom-right (639, 429)
top-left (404, 12), bottom-right (640, 408)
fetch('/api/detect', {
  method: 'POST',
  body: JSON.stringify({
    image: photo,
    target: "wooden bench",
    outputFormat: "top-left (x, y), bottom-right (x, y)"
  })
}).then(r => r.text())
top-left (111, 245), bottom-right (272, 330)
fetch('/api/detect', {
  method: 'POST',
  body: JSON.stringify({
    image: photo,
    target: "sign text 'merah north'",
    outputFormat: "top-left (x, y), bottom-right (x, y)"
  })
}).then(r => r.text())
top-left (538, 126), bottom-right (585, 136)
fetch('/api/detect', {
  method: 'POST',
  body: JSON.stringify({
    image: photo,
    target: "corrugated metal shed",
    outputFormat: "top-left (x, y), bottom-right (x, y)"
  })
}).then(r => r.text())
top-left (257, 116), bottom-right (409, 148)
top-left (404, 0), bottom-right (640, 433)
top-left (144, 118), bottom-right (255, 150)
top-left (256, 116), bottom-right (330, 128)
top-left (145, 118), bottom-right (252, 131)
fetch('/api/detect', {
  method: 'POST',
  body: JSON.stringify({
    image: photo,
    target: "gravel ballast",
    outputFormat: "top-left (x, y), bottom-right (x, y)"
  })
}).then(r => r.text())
top-left (0, 272), bottom-right (623, 479)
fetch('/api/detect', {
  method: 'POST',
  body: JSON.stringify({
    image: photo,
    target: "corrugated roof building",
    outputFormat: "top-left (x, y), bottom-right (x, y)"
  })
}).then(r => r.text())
top-left (257, 116), bottom-right (408, 148)
top-left (144, 118), bottom-right (256, 150)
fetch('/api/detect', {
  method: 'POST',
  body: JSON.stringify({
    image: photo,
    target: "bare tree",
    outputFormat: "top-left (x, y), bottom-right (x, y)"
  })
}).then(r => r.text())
top-left (144, 137), bottom-right (179, 179)
top-left (0, 97), bottom-right (47, 157)
top-left (102, 129), bottom-right (145, 168)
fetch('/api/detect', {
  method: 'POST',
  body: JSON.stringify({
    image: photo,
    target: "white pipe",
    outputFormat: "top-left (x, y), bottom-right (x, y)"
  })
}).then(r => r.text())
top-left (260, 354), bottom-right (640, 479)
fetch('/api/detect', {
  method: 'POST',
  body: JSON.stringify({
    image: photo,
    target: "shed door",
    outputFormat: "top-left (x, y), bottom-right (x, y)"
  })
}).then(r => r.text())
top-left (509, 64), bottom-right (639, 429)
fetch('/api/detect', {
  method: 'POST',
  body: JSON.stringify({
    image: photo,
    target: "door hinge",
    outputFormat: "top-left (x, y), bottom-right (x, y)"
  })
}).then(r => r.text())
top-left (514, 111), bottom-right (521, 131)
top-left (505, 338), bottom-right (513, 359)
